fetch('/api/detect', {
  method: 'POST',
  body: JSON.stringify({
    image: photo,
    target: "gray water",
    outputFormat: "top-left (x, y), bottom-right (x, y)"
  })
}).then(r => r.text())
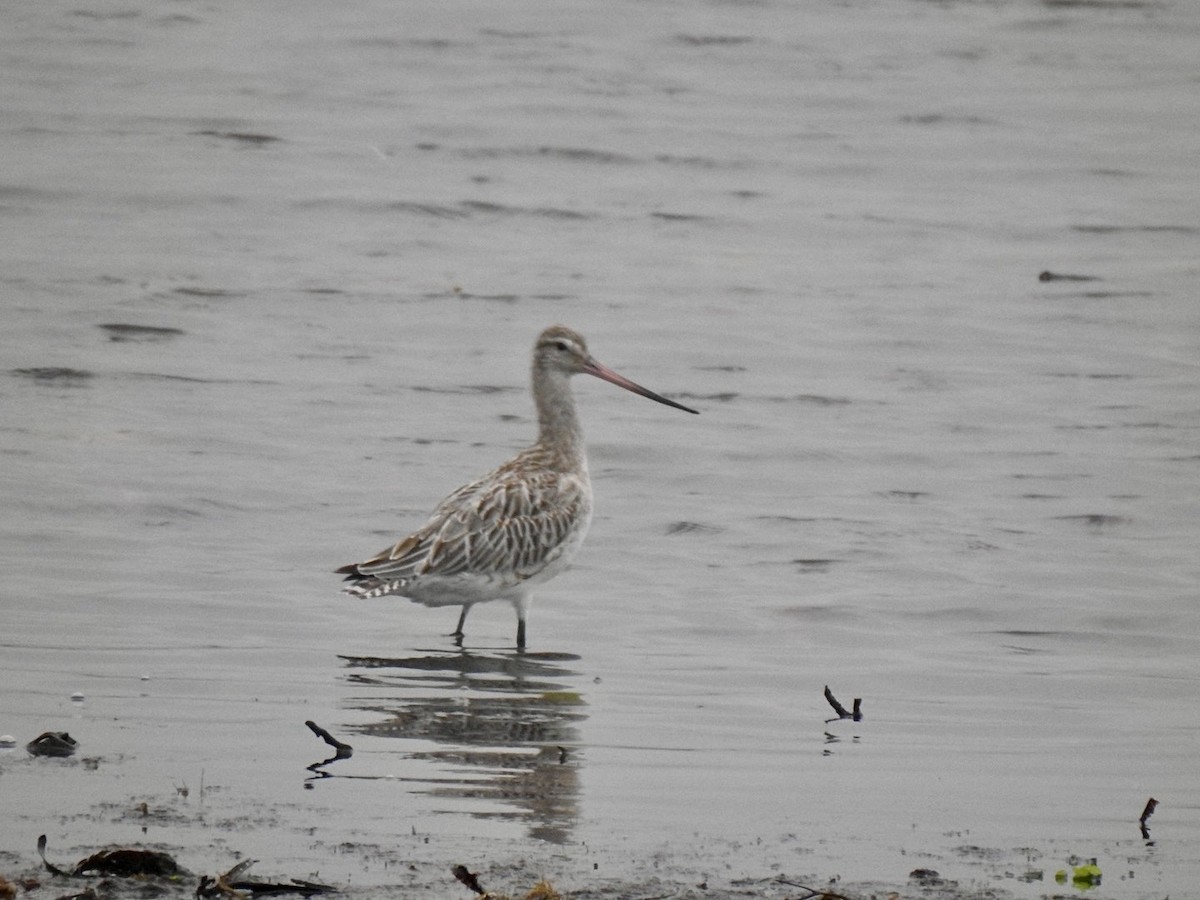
top-left (2, 0), bottom-right (1198, 896)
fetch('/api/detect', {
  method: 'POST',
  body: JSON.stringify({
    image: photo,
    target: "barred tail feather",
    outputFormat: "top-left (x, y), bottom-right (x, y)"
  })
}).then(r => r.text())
top-left (336, 564), bottom-right (405, 599)
top-left (344, 581), bottom-right (404, 599)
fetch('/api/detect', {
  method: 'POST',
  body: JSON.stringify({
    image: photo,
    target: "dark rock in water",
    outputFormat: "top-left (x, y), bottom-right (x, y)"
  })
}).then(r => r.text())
top-left (26, 732), bottom-right (77, 757)
top-left (73, 848), bottom-right (184, 878)
top-left (909, 868), bottom-right (944, 884)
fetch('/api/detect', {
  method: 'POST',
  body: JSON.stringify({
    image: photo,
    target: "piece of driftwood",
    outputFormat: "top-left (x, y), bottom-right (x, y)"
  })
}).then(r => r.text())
top-left (771, 878), bottom-right (852, 900)
top-left (37, 835), bottom-right (71, 877)
top-left (305, 721), bottom-right (353, 759)
top-left (823, 686), bottom-right (863, 722)
top-left (74, 848), bottom-right (181, 877)
top-left (1038, 270), bottom-right (1100, 282)
top-left (1139, 797), bottom-right (1158, 825)
top-left (36, 835), bottom-right (182, 878)
top-left (1139, 797), bottom-right (1159, 839)
top-left (196, 860), bottom-right (337, 898)
top-left (304, 721), bottom-right (353, 775)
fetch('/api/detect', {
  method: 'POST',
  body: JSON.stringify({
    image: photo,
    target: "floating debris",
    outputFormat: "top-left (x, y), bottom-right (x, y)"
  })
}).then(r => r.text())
top-left (38, 840), bottom-right (332, 897)
top-left (304, 720), bottom-right (353, 776)
top-left (1140, 796), bottom-right (1159, 838)
top-left (1056, 859), bottom-right (1102, 888)
top-left (37, 835), bottom-right (181, 878)
top-left (1038, 270), bottom-right (1101, 282)
top-left (448, 866), bottom-right (562, 899)
top-left (305, 721), bottom-right (353, 760)
top-left (197, 860), bottom-right (337, 898)
top-left (824, 686), bottom-right (863, 723)
top-left (27, 732), bottom-right (77, 757)
top-left (73, 848), bottom-right (182, 878)
top-left (1140, 797), bottom-right (1158, 826)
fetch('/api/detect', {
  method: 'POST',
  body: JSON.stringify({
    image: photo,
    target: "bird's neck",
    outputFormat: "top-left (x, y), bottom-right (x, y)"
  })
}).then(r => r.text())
top-left (533, 365), bottom-right (586, 470)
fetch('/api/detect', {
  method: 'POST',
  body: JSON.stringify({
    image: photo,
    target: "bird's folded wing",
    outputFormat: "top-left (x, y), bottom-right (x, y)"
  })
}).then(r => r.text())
top-left (353, 470), bottom-right (588, 583)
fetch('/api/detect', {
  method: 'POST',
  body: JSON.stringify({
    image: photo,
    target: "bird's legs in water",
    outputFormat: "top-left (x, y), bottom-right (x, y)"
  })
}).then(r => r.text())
top-left (449, 599), bottom-right (528, 650)
top-left (514, 593), bottom-right (530, 651)
top-left (450, 604), bottom-right (472, 646)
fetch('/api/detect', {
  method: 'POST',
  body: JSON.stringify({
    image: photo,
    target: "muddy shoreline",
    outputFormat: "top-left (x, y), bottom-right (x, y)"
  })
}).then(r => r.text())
top-left (2, 834), bottom-right (1031, 900)
top-left (0, 745), bottom-right (1105, 900)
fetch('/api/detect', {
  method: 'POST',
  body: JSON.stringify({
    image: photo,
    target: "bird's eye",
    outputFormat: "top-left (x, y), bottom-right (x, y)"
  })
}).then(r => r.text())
top-left (554, 341), bottom-right (569, 352)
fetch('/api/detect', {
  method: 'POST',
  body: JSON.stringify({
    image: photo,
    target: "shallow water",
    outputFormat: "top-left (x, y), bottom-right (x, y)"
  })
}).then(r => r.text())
top-left (2, 0), bottom-right (1199, 897)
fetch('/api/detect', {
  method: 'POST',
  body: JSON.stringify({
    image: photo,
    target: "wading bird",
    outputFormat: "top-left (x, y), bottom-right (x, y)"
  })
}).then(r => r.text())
top-left (336, 325), bottom-right (697, 648)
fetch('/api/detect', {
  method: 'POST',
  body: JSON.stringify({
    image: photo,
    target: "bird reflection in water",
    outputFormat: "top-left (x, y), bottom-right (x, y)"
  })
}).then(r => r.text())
top-left (332, 649), bottom-right (585, 844)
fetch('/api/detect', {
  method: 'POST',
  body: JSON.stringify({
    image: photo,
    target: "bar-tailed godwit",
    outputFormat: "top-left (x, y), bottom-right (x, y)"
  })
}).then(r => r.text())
top-left (336, 324), bottom-right (697, 648)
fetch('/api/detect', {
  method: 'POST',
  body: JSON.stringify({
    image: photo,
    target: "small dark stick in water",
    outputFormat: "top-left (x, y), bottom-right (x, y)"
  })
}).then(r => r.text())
top-left (1139, 797), bottom-right (1158, 825)
top-left (824, 686), bottom-right (863, 722)
top-left (1139, 797), bottom-right (1158, 838)
top-left (305, 720), bottom-right (353, 760)
top-left (1038, 270), bottom-right (1101, 282)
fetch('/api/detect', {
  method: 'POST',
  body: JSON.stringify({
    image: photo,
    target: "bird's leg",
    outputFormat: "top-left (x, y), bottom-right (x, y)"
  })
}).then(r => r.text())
top-left (450, 604), bottom-right (470, 642)
top-left (514, 594), bottom-right (531, 650)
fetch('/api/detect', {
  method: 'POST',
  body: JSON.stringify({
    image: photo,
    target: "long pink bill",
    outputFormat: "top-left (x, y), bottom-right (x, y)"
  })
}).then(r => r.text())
top-left (584, 359), bottom-right (699, 415)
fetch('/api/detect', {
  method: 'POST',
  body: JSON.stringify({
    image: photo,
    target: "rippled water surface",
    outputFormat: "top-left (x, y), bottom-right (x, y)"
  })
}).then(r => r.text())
top-left (3, 0), bottom-right (1199, 896)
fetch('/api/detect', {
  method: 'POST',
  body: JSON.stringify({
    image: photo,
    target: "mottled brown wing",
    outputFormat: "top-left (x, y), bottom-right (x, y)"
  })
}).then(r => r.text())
top-left (349, 467), bottom-right (588, 584)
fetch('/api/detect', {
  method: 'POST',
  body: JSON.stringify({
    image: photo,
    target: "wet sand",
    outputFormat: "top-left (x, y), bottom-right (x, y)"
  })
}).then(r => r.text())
top-left (0, 785), bottom-right (1055, 900)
